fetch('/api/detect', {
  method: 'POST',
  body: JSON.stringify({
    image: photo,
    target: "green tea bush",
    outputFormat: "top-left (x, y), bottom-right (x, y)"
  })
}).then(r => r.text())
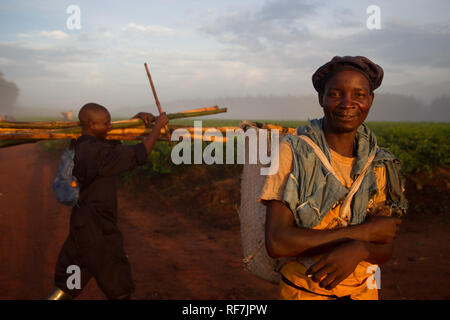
top-left (366, 122), bottom-right (450, 174)
top-left (119, 141), bottom-right (175, 186)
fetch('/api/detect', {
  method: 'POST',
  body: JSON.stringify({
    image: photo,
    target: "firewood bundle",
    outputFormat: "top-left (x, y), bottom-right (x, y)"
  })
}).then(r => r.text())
top-left (0, 106), bottom-right (229, 149)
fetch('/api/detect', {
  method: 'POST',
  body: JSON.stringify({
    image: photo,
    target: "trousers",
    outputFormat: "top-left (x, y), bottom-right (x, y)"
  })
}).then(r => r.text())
top-left (54, 215), bottom-right (135, 299)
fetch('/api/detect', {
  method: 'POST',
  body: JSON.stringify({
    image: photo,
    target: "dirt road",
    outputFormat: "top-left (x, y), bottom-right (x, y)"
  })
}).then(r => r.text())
top-left (0, 144), bottom-right (448, 299)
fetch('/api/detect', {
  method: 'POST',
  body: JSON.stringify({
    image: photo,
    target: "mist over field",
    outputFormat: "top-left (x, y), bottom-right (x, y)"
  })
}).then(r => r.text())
top-left (6, 89), bottom-right (450, 122)
top-left (1, 1), bottom-right (449, 122)
top-left (131, 93), bottom-right (450, 122)
top-left (1, 66), bottom-right (448, 122)
top-left (2, 70), bottom-right (449, 122)
top-left (0, 72), bottom-right (19, 117)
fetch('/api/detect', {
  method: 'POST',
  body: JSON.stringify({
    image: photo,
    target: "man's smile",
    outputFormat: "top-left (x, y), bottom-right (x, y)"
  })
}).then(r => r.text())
top-left (333, 112), bottom-right (360, 121)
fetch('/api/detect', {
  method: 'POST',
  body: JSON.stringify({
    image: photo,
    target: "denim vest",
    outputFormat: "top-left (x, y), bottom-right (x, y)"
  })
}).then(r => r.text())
top-left (282, 118), bottom-right (407, 228)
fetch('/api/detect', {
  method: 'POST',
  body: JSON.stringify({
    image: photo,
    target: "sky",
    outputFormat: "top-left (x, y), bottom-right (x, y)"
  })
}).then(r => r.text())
top-left (0, 0), bottom-right (449, 118)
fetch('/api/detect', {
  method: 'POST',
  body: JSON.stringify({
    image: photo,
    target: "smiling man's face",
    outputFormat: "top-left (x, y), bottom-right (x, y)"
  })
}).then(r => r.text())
top-left (319, 70), bottom-right (374, 134)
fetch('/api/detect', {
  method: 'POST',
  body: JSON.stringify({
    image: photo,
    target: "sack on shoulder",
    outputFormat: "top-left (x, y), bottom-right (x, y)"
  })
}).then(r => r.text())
top-left (52, 140), bottom-right (79, 206)
top-left (239, 121), bottom-right (291, 284)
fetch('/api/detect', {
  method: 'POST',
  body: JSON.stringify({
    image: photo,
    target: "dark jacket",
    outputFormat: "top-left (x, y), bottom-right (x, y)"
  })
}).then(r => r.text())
top-left (70, 135), bottom-right (147, 228)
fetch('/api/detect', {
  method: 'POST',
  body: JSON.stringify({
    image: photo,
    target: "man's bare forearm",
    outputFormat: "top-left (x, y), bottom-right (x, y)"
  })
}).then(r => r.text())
top-left (356, 240), bottom-right (394, 265)
top-left (266, 201), bottom-right (371, 258)
top-left (142, 123), bottom-right (164, 154)
top-left (267, 220), bottom-right (370, 257)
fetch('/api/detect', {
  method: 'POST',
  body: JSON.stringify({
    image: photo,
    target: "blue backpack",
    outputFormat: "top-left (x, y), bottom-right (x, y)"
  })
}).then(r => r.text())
top-left (52, 141), bottom-right (80, 206)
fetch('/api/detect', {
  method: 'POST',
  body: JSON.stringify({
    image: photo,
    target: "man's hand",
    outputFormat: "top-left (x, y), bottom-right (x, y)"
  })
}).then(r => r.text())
top-left (154, 112), bottom-right (169, 129)
top-left (362, 216), bottom-right (402, 244)
top-left (132, 112), bottom-right (155, 127)
top-left (140, 112), bottom-right (169, 155)
top-left (305, 240), bottom-right (367, 290)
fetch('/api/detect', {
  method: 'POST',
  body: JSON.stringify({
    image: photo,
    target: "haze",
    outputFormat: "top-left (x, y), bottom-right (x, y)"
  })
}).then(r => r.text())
top-left (0, 0), bottom-right (449, 121)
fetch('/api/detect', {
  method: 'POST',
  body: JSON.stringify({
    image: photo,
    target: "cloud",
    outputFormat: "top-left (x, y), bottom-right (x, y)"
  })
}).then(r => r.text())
top-left (123, 23), bottom-right (176, 36)
top-left (83, 70), bottom-right (104, 87)
top-left (201, 1), bottom-right (450, 67)
top-left (350, 20), bottom-right (450, 69)
top-left (259, 0), bottom-right (317, 22)
top-left (0, 41), bottom-right (101, 63)
top-left (0, 41), bottom-right (102, 80)
top-left (77, 29), bottom-right (116, 42)
top-left (0, 57), bottom-right (10, 65)
top-left (38, 30), bottom-right (70, 40)
top-left (200, 0), bottom-right (318, 52)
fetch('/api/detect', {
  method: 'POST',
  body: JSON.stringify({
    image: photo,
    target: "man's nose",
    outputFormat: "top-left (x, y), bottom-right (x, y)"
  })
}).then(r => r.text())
top-left (339, 94), bottom-right (356, 109)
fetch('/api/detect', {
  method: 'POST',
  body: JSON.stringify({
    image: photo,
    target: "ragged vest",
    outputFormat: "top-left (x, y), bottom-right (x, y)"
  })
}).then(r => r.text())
top-left (282, 118), bottom-right (407, 228)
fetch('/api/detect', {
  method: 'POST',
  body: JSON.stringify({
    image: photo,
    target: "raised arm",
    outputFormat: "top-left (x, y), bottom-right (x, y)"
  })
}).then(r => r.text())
top-left (131, 112), bottom-right (169, 154)
top-left (141, 113), bottom-right (168, 154)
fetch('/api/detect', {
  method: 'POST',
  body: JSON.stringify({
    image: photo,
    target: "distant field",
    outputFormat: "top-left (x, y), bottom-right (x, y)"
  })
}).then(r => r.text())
top-left (365, 122), bottom-right (450, 174)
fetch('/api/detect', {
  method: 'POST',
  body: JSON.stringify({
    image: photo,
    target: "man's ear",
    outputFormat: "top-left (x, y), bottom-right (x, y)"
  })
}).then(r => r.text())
top-left (318, 92), bottom-right (324, 108)
top-left (369, 92), bottom-right (375, 107)
top-left (87, 119), bottom-right (95, 129)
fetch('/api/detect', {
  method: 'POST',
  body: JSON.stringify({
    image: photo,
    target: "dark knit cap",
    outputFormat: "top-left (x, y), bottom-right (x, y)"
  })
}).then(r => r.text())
top-left (312, 56), bottom-right (384, 93)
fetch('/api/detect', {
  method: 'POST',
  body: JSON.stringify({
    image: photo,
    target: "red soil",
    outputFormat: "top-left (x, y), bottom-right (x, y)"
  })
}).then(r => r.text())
top-left (0, 143), bottom-right (449, 299)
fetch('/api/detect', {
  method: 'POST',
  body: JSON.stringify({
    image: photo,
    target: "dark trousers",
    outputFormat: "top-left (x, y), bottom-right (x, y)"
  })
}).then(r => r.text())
top-left (54, 215), bottom-right (135, 299)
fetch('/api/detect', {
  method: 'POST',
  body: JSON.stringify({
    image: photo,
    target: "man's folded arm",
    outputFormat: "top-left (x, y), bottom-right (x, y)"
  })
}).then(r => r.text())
top-left (265, 200), bottom-right (374, 258)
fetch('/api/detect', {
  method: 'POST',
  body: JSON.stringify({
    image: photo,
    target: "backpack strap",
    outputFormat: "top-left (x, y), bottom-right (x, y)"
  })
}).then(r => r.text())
top-left (298, 135), bottom-right (337, 176)
top-left (298, 135), bottom-right (375, 225)
top-left (339, 152), bottom-right (375, 223)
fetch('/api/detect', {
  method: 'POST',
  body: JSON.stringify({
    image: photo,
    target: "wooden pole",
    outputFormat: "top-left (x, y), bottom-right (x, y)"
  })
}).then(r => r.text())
top-left (0, 126), bottom-right (240, 140)
top-left (144, 62), bottom-right (172, 144)
top-left (0, 121), bottom-right (80, 129)
top-left (178, 106), bottom-right (218, 114)
top-left (0, 131), bottom-right (230, 146)
top-left (0, 107), bottom-right (226, 130)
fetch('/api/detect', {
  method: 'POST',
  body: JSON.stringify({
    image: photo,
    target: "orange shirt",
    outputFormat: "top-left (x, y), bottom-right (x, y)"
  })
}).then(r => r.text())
top-left (259, 141), bottom-right (387, 300)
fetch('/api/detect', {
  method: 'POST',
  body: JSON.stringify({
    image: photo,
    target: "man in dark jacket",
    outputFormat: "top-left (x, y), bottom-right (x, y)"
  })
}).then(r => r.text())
top-left (47, 102), bottom-right (168, 300)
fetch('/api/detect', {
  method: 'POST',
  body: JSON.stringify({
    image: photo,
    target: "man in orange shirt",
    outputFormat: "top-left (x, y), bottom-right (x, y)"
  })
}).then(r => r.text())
top-left (260, 56), bottom-right (407, 300)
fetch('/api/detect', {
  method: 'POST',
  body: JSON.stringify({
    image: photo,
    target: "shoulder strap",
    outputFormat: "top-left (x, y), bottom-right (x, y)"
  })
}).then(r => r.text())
top-left (339, 152), bottom-right (375, 223)
top-left (298, 135), bottom-right (375, 225)
top-left (298, 135), bottom-right (336, 176)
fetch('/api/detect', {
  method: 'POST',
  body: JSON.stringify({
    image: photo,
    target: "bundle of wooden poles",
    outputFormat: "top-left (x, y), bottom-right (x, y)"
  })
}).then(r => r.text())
top-left (0, 106), bottom-right (234, 149)
top-left (0, 108), bottom-right (298, 149)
